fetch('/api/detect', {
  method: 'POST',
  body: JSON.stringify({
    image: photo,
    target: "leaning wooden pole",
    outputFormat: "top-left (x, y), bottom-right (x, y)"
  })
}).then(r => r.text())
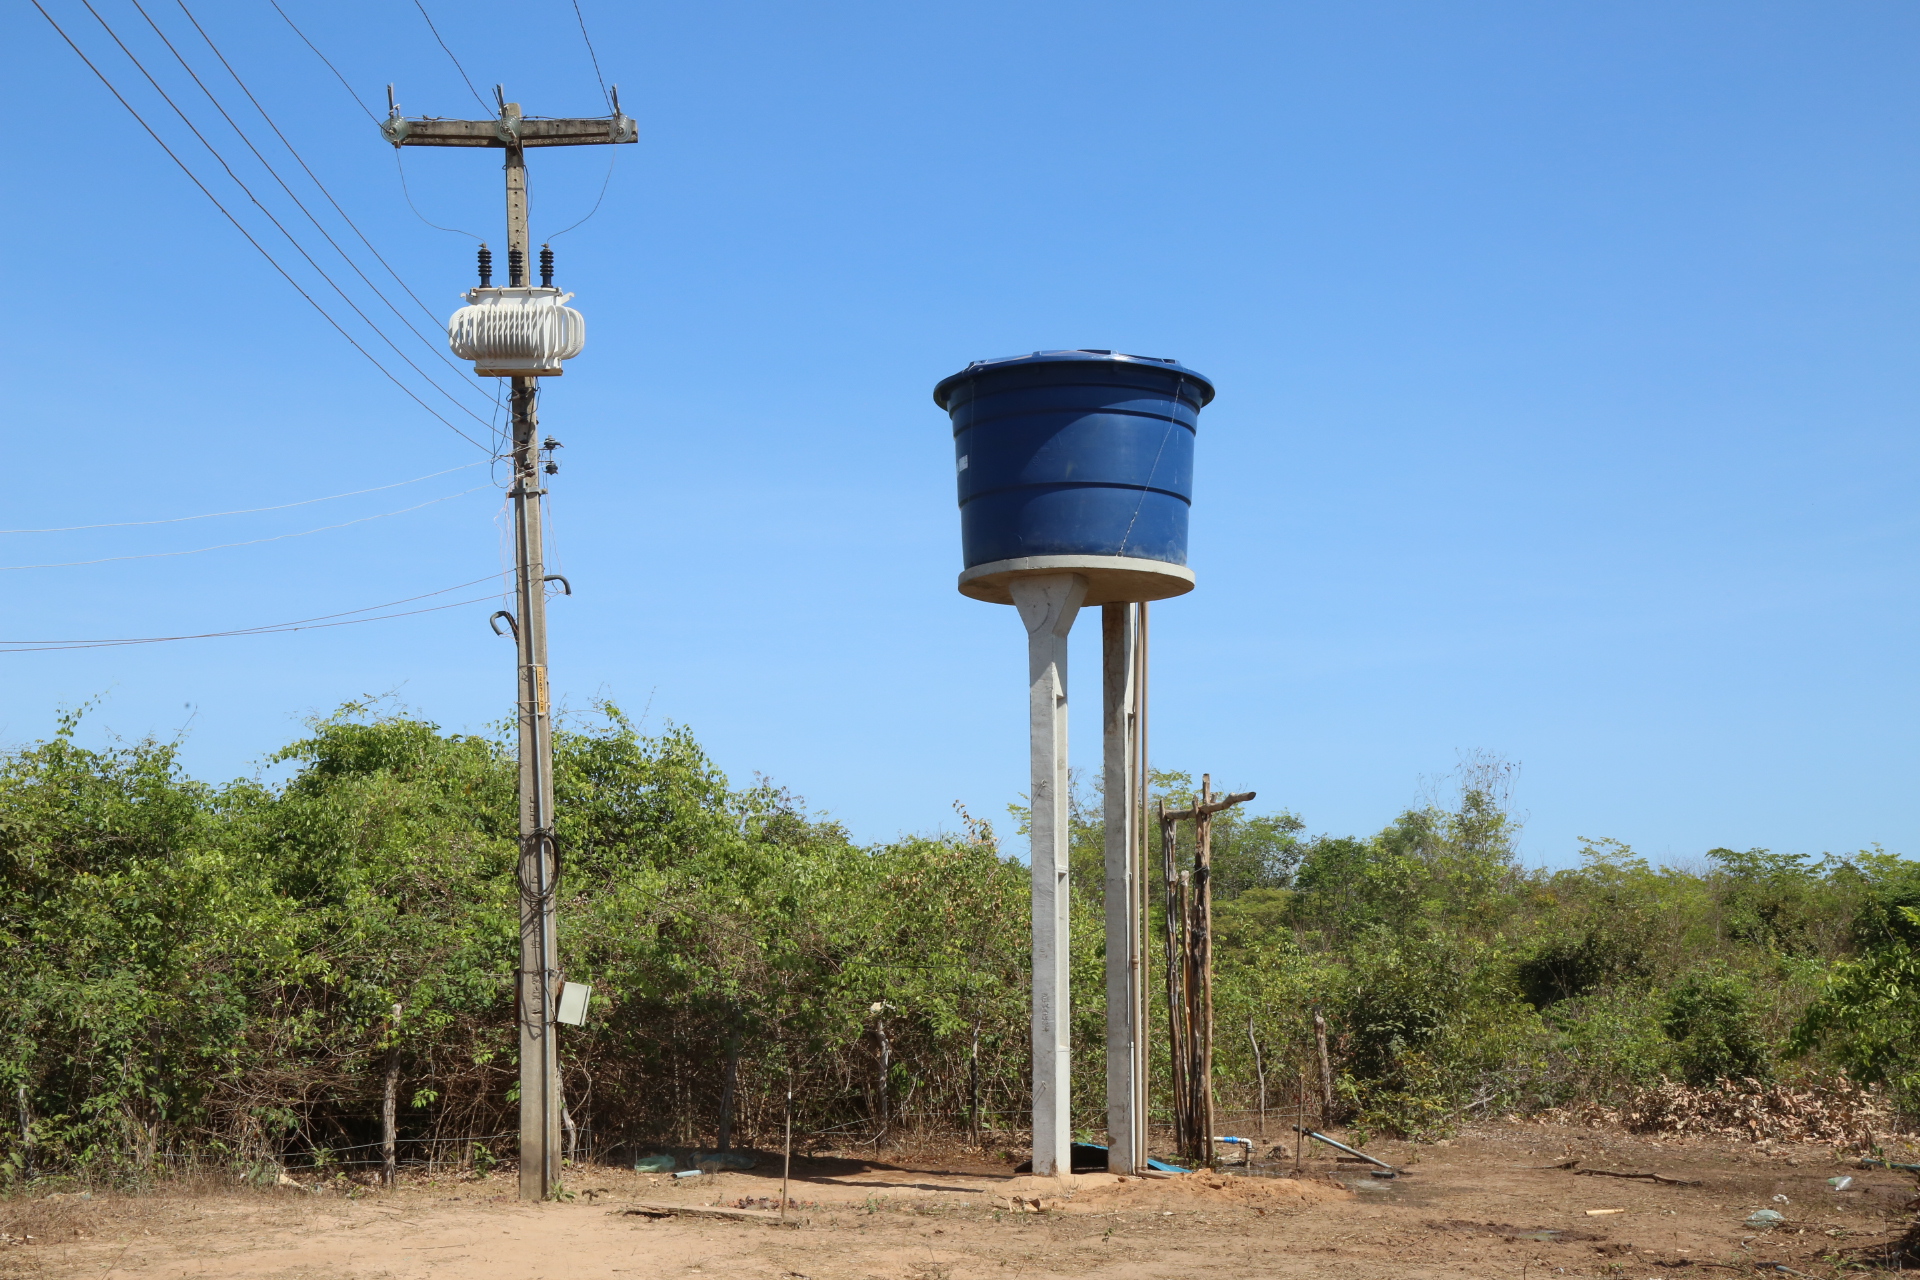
top-left (1158, 804), bottom-right (1186, 1161)
top-left (1175, 870), bottom-right (1191, 1156)
top-left (1314, 1008), bottom-right (1335, 1127)
top-left (1195, 775), bottom-right (1217, 1166)
top-left (1178, 873), bottom-right (1196, 1159)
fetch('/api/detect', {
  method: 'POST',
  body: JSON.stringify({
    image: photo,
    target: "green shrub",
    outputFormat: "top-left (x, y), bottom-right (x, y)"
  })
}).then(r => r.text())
top-left (1663, 971), bottom-right (1770, 1085)
top-left (1538, 988), bottom-right (1672, 1105)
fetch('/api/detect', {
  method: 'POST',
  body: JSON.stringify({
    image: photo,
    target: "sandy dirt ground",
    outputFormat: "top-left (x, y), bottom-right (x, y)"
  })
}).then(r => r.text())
top-left (4, 1122), bottom-right (1917, 1280)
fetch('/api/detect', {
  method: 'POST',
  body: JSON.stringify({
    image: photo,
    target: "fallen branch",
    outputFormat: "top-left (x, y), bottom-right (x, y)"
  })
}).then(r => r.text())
top-left (1573, 1168), bottom-right (1703, 1187)
top-left (619, 1202), bottom-right (797, 1225)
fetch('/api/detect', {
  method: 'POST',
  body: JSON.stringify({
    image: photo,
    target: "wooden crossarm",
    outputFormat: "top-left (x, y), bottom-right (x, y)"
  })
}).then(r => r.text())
top-left (1161, 791), bottom-right (1255, 823)
top-left (1200, 790), bottom-right (1256, 815)
top-left (383, 115), bottom-right (638, 148)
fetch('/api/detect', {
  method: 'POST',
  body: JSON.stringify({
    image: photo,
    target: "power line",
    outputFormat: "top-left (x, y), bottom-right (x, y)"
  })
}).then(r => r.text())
top-left (267, 0), bottom-right (378, 123)
top-left (0, 484), bottom-right (491, 570)
top-left (411, 0), bottom-right (492, 114)
top-left (395, 150), bottom-right (482, 240)
top-left (105, 0), bottom-right (496, 424)
top-left (546, 148), bottom-right (616, 241)
top-left (140, 0), bottom-right (479, 390)
top-left (0, 572), bottom-right (512, 652)
top-left (265, 0), bottom-right (494, 445)
top-left (29, 0), bottom-right (493, 453)
top-left (568, 0), bottom-right (610, 111)
top-left (0, 461), bottom-right (488, 533)
top-left (267, 1), bottom-right (505, 460)
top-left (173, 0), bottom-right (472, 342)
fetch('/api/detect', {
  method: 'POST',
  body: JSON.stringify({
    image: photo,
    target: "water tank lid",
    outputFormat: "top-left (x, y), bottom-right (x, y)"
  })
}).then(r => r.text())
top-left (932, 349), bottom-right (1216, 411)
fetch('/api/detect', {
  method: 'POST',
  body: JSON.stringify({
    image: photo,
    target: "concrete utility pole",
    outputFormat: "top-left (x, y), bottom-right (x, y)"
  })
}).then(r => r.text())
top-left (1010, 574), bottom-right (1085, 1177)
top-left (1132, 603), bottom-right (1152, 1170)
top-left (1101, 602), bottom-right (1142, 1173)
top-left (383, 88), bottom-right (635, 1203)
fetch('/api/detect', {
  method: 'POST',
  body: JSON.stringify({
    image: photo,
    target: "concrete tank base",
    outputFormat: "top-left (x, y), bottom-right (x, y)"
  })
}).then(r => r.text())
top-left (958, 554), bottom-right (1195, 607)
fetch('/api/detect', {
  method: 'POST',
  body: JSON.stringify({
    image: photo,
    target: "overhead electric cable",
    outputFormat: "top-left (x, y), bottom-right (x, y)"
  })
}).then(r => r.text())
top-left (410, 0), bottom-right (492, 113)
top-left (567, 0), bottom-right (610, 111)
top-left (131, 1), bottom-right (486, 394)
top-left (105, 0), bottom-right (497, 422)
top-left (173, 0), bottom-right (477, 340)
top-left (29, 0), bottom-right (492, 453)
top-left (546, 148), bottom-right (616, 241)
top-left (0, 460), bottom-right (488, 533)
top-left (267, 0), bottom-right (379, 122)
top-left (395, 151), bottom-right (483, 240)
top-left (0, 573), bottom-right (512, 652)
top-left (0, 484), bottom-right (491, 570)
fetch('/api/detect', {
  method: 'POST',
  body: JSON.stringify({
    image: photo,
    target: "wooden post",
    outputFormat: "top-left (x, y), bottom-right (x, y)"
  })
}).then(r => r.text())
top-left (1314, 1009), bottom-right (1335, 1127)
top-left (1177, 869), bottom-right (1196, 1157)
top-left (968, 1024), bottom-right (981, 1148)
top-left (717, 1022), bottom-right (741, 1151)
top-left (380, 1001), bottom-right (401, 1187)
top-left (780, 1073), bottom-right (793, 1221)
top-left (1248, 1018), bottom-right (1266, 1139)
top-left (1158, 804), bottom-right (1185, 1161)
top-left (1195, 775), bottom-right (1217, 1165)
top-left (15, 1084), bottom-right (32, 1181)
top-left (874, 1009), bottom-right (890, 1147)
top-left (1156, 782), bottom-right (1255, 1165)
top-left (1294, 1070), bottom-right (1305, 1174)
top-left (1175, 874), bottom-right (1188, 1159)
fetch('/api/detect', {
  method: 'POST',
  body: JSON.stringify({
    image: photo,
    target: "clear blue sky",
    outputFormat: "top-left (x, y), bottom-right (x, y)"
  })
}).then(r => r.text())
top-left (5, 0), bottom-right (1917, 867)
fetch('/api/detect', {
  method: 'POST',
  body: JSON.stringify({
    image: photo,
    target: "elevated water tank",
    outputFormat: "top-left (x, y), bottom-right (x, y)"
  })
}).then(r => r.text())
top-left (449, 286), bottom-right (585, 377)
top-left (933, 350), bottom-right (1216, 605)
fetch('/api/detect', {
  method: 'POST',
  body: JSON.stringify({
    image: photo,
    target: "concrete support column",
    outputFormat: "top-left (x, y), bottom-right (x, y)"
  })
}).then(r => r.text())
top-left (1102, 603), bottom-right (1140, 1173)
top-left (1011, 573), bottom-right (1086, 1178)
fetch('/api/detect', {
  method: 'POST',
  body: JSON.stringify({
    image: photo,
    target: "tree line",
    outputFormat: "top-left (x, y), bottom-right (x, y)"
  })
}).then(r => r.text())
top-left (3, 705), bottom-right (1918, 1181)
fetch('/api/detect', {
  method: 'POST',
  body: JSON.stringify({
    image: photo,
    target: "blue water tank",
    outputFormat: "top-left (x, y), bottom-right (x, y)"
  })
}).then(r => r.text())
top-left (933, 349), bottom-right (1215, 605)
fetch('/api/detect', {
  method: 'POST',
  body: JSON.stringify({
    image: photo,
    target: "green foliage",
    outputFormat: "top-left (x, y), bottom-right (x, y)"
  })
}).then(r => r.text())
top-left (1791, 872), bottom-right (1920, 1106)
top-left (4, 708), bottom-right (1918, 1177)
top-left (1707, 848), bottom-right (1851, 958)
top-left (1540, 988), bottom-right (1673, 1102)
top-left (0, 702), bottom-right (1041, 1178)
top-left (1662, 970), bottom-right (1770, 1086)
top-left (1517, 841), bottom-right (1667, 1008)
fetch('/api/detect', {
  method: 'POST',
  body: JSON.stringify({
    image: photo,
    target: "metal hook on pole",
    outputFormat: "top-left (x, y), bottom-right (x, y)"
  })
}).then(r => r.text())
top-left (542, 574), bottom-right (572, 596)
top-left (490, 610), bottom-right (519, 639)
